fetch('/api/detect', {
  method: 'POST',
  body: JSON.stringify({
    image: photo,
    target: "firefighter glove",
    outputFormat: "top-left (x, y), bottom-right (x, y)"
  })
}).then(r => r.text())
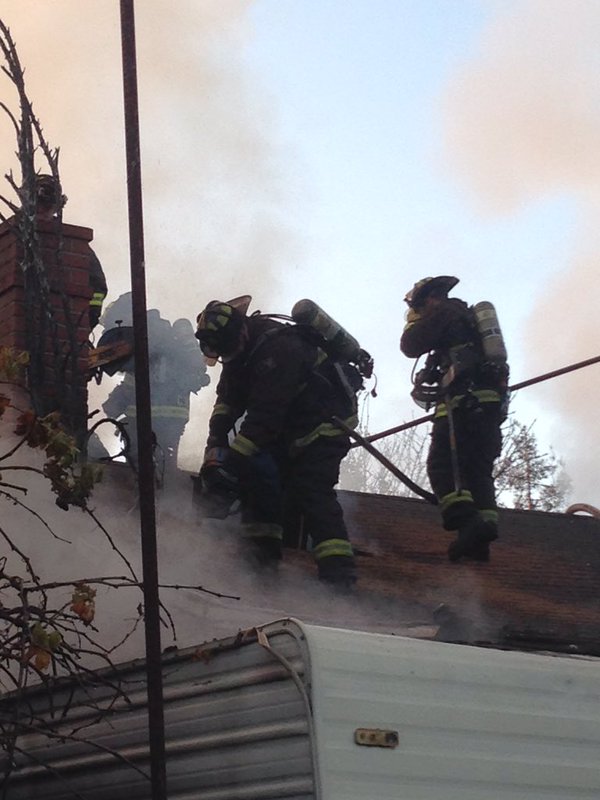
top-left (200, 446), bottom-right (234, 493)
top-left (201, 448), bottom-right (251, 494)
top-left (202, 446), bottom-right (229, 471)
top-left (200, 463), bottom-right (238, 494)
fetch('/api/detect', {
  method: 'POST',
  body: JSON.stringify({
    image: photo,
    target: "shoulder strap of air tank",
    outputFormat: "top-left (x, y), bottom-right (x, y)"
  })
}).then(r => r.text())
top-left (246, 317), bottom-right (295, 362)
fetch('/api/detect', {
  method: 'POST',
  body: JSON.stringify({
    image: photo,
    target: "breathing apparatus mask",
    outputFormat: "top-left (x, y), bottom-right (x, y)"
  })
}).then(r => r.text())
top-left (411, 353), bottom-right (442, 410)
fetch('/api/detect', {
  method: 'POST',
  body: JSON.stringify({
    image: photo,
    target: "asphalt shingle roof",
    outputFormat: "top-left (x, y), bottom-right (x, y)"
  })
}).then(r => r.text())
top-left (335, 490), bottom-right (600, 653)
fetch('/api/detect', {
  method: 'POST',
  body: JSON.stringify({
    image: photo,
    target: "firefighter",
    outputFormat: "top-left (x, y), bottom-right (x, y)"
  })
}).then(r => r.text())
top-left (148, 314), bottom-right (210, 469)
top-left (400, 276), bottom-right (509, 562)
top-left (196, 298), bottom-right (358, 587)
top-left (102, 300), bottom-right (209, 473)
top-left (34, 174), bottom-right (107, 331)
top-left (88, 250), bottom-right (108, 332)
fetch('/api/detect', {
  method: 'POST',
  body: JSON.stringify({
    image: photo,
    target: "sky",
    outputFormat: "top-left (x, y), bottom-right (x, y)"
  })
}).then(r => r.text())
top-left (1, 0), bottom-right (599, 506)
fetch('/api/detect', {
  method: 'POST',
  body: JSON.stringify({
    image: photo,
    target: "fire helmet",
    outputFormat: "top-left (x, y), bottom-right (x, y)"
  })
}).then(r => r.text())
top-left (35, 174), bottom-right (67, 211)
top-left (100, 292), bottom-right (133, 328)
top-left (195, 301), bottom-right (246, 360)
top-left (404, 276), bottom-right (459, 309)
top-left (173, 318), bottom-right (194, 339)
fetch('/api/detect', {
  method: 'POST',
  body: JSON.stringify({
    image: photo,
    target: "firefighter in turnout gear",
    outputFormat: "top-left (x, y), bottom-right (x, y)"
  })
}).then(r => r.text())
top-left (400, 276), bottom-right (509, 562)
top-left (102, 299), bottom-right (209, 474)
top-left (196, 296), bottom-right (360, 587)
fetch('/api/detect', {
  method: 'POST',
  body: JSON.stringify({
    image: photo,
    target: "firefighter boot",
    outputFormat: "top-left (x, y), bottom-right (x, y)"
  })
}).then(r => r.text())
top-left (240, 520), bottom-right (283, 571)
top-left (318, 555), bottom-right (357, 590)
top-left (448, 518), bottom-right (498, 563)
top-left (246, 537), bottom-right (283, 570)
top-left (462, 521), bottom-right (498, 562)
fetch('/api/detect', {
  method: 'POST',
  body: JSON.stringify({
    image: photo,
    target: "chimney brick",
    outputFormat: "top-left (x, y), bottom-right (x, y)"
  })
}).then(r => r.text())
top-left (0, 217), bottom-right (95, 441)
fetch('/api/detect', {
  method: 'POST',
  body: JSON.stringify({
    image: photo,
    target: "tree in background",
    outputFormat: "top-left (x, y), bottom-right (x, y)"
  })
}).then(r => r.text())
top-left (340, 414), bottom-right (571, 512)
top-left (340, 422), bottom-right (429, 497)
top-left (493, 418), bottom-right (571, 511)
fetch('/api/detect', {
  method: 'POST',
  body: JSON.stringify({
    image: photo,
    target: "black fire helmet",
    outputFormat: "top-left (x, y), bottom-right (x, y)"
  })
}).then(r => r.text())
top-left (404, 276), bottom-right (459, 309)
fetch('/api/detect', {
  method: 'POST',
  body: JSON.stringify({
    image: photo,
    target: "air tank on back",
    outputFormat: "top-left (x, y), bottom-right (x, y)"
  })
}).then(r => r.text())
top-left (472, 301), bottom-right (507, 363)
top-left (291, 299), bottom-right (361, 361)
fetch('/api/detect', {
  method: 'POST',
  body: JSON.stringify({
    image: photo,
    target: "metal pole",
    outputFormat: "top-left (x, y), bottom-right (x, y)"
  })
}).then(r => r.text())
top-left (442, 395), bottom-right (463, 495)
top-left (361, 354), bottom-right (600, 445)
top-left (119, 4), bottom-right (167, 799)
top-left (509, 354), bottom-right (600, 392)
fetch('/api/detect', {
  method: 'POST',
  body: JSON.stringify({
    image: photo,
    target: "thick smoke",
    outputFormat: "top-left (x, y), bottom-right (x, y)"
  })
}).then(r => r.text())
top-left (2, 454), bottom-right (435, 667)
top-left (441, 0), bottom-right (600, 504)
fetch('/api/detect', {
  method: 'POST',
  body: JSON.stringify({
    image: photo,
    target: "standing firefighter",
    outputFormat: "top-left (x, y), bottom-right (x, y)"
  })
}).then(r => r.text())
top-left (196, 295), bottom-right (370, 588)
top-left (400, 276), bottom-right (509, 562)
top-left (33, 175), bottom-right (107, 331)
top-left (100, 297), bottom-right (209, 474)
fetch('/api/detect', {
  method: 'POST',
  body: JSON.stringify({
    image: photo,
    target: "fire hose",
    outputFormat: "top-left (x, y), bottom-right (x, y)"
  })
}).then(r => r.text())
top-left (332, 416), bottom-right (437, 504)
top-left (340, 353), bottom-right (600, 504)
top-left (360, 353), bottom-right (600, 445)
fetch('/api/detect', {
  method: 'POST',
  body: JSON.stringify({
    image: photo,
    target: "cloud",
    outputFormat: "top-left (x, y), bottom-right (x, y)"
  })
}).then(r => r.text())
top-left (441, 0), bottom-right (600, 504)
top-left (442, 0), bottom-right (600, 214)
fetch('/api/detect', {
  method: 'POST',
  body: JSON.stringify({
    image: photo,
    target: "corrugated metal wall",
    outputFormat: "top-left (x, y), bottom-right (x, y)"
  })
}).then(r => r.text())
top-left (304, 624), bottom-right (600, 800)
top-left (2, 625), bottom-right (316, 800)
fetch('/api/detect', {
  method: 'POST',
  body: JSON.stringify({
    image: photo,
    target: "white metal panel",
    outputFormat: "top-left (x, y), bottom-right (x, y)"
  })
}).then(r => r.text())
top-left (295, 621), bottom-right (600, 800)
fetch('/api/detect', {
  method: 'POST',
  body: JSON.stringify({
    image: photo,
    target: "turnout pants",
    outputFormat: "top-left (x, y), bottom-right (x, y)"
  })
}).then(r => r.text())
top-left (238, 436), bottom-right (355, 571)
top-left (427, 401), bottom-right (503, 531)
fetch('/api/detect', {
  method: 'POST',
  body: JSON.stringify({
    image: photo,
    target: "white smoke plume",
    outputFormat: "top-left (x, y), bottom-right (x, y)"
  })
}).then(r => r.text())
top-left (441, 0), bottom-right (600, 505)
top-left (2, 453), bottom-right (434, 668)
top-left (0, 1), bottom-right (296, 306)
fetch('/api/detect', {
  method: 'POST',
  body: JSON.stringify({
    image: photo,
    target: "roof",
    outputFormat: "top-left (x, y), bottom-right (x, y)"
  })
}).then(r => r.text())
top-left (93, 465), bottom-right (600, 656)
top-left (335, 490), bottom-right (600, 653)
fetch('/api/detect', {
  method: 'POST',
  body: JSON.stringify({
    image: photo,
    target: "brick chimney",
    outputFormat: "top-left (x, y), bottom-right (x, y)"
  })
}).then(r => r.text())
top-left (0, 216), bottom-right (94, 442)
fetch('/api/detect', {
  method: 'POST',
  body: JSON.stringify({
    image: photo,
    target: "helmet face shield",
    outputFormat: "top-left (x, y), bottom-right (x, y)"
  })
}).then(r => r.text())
top-left (404, 277), bottom-right (433, 308)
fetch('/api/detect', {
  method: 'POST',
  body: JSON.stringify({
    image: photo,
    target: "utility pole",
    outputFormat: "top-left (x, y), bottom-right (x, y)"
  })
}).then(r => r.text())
top-left (119, 3), bottom-right (167, 799)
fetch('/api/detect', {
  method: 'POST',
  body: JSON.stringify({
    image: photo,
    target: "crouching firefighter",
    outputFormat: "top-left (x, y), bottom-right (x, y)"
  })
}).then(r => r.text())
top-left (196, 295), bottom-right (372, 587)
top-left (400, 276), bottom-right (509, 562)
